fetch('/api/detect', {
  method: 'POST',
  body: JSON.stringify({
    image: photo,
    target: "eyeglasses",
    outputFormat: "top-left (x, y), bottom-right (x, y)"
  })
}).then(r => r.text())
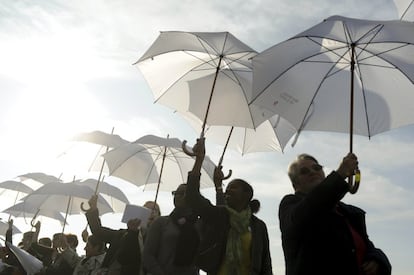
top-left (171, 191), bottom-right (185, 196)
top-left (299, 164), bottom-right (323, 175)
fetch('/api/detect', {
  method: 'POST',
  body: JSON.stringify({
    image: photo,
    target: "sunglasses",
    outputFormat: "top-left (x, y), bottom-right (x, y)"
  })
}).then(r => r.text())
top-left (299, 164), bottom-right (323, 175)
top-left (171, 191), bottom-right (185, 196)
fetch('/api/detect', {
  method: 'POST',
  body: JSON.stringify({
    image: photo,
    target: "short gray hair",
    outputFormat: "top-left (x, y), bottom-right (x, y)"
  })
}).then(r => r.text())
top-left (288, 153), bottom-right (319, 189)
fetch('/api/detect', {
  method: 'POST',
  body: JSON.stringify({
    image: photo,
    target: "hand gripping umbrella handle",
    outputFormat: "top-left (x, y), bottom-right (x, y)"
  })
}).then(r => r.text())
top-left (182, 140), bottom-right (196, 156)
top-left (348, 168), bottom-right (361, 194)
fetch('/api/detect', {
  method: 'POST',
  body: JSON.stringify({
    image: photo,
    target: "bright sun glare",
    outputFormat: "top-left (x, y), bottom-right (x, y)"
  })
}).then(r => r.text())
top-left (1, 29), bottom-right (111, 178)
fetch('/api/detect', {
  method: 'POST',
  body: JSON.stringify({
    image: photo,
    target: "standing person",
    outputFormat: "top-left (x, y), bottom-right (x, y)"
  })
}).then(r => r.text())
top-left (85, 195), bottom-right (143, 275)
top-left (186, 138), bottom-right (273, 275)
top-left (279, 153), bottom-right (391, 275)
top-left (142, 184), bottom-right (200, 275)
top-left (73, 234), bottom-right (106, 275)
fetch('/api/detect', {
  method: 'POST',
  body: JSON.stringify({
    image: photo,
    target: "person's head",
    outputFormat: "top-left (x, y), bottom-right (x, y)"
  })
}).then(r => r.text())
top-left (52, 233), bottom-right (64, 248)
top-left (225, 179), bottom-right (253, 212)
top-left (143, 201), bottom-right (161, 226)
top-left (288, 153), bottom-right (325, 193)
top-left (21, 231), bottom-right (35, 250)
top-left (250, 199), bottom-right (261, 214)
top-left (172, 184), bottom-right (187, 208)
top-left (84, 235), bottom-right (105, 258)
top-left (65, 234), bottom-right (78, 249)
top-left (38, 237), bottom-right (52, 247)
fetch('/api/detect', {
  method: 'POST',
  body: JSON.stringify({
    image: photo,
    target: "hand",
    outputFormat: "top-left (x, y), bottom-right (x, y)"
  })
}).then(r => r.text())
top-left (81, 228), bottom-right (89, 243)
top-left (214, 165), bottom-right (224, 186)
top-left (8, 219), bottom-right (13, 230)
top-left (88, 195), bottom-right (98, 210)
top-left (362, 260), bottom-right (380, 275)
top-left (34, 221), bottom-right (41, 232)
top-left (127, 218), bottom-right (141, 232)
top-left (192, 138), bottom-right (206, 159)
top-left (336, 153), bottom-right (358, 179)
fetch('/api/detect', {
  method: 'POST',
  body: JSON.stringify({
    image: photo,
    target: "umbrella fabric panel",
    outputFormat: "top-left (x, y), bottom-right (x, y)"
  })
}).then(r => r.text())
top-left (2, 202), bottom-right (67, 225)
top-left (251, 16), bottom-right (414, 137)
top-left (0, 181), bottom-right (34, 194)
top-left (21, 182), bottom-right (113, 215)
top-left (72, 130), bottom-right (130, 148)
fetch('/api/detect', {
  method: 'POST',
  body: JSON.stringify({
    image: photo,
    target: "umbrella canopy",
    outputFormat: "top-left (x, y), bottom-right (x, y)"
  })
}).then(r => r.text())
top-left (21, 181), bottom-right (113, 231)
top-left (18, 172), bottom-right (61, 186)
top-left (103, 134), bottom-right (216, 202)
top-left (75, 178), bottom-right (130, 213)
top-left (136, 31), bottom-right (264, 132)
top-left (251, 15), bottom-right (414, 139)
top-left (250, 15), bottom-right (414, 193)
top-left (6, 242), bottom-right (43, 275)
top-left (72, 130), bottom-right (130, 148)
top-left (2, 201), bottom-right (67, 225)
top-left (394, 0), bottom-right (414, 20)
top-left (0, 220), bottom-right (21, 236)
top-left (181, 110), bottom-right (297, 156)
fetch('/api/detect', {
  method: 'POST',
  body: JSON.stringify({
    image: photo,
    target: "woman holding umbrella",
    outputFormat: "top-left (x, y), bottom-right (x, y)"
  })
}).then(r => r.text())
top-left (186, 138), bottom-right (272, 275)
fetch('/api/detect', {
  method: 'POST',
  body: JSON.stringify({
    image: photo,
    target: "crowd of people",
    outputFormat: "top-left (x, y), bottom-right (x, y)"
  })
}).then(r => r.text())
top-left (0, 138), bottom-right (392, 275)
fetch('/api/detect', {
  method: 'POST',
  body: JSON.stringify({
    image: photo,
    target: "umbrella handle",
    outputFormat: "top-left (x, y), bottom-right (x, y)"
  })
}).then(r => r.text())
top-left (348, 169), bottom-right (361, 194)
top-left (80, 202), bottom-right (90, 212)
top-left (182, 140), bottom-right (196, 157)
top-left (30, 217), bottom-right (37, 228)
top-left (222, 169), bottom-right (232, 180)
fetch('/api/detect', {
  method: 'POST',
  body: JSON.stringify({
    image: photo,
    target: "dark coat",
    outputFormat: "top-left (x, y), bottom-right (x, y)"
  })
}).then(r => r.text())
top-left (85, 208), bottom-right (141, 275)
top-left (279, 171), bottom-right (392, 275)
top-left (186, 172), bottom-right (273, 275)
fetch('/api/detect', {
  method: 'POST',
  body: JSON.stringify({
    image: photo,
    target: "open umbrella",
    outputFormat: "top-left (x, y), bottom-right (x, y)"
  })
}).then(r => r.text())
top-left (394, 0), bottom-right (414, 20)
top-left (2, 201), bottom-right (67, 226)
top-left (6, 241), bottom-right (43, 275)
top-left (75, 178), bottom-right (130, 213)
top-left (103, 134), bottom-right (216, 204)
top-left (0, 220), bottom-right (21, 236)
top-left (181, 111), bottom-right (296, 156)
top-left (69, 129), bottom-right (130, 211)
top-left (21, 180), bottom-right (113, 232)
top-left (135, 31), bottom-right (264, 137)
top-left (18, 172), bottom-right (62, 184)
top-left (250, 15), bottom-right (414, 193)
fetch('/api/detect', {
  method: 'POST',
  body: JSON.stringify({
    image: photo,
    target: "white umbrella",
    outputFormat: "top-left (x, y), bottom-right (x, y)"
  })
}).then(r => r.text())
top-left (18, 172), bottom-right (62, 185)
top-left (103, 134), bottom-right (216, 203)
top-left (250, 15), bottom-right (414, 193)
top-left (6, 241), bottom-right (43, 275)
top-left (76, 178), bottom-right (130, 213)
top-left (2, 201), bottom-right (67, 226)
top-left (0, 220), bottom-right (21, 236)
top-left (135, 31), bottom-right (264, 136)
top-left (21, 181), bottom-right (113, 231)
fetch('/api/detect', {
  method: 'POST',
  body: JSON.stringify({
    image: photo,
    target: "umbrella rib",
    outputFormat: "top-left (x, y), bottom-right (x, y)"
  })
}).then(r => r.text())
top-left (401, 0), bottom-right (414, 20)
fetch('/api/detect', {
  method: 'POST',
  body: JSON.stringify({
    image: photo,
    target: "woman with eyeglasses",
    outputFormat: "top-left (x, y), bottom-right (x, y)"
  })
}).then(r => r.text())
top-left (279, 153), bottom-right (391, 275)
top-left (142, 184), bottom-right (200, 275)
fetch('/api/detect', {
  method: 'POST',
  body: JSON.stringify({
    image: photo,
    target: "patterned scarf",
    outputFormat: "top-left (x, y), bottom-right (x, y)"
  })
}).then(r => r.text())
top-left (224, 206), bottom-right (251, 275)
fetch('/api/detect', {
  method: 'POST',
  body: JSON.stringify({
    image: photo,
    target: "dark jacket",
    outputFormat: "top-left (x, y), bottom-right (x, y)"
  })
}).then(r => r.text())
top-left (186, 172), bottom-right (273, 275)
top-left (85, 208), bottom-right (141, 275)
top-left (279, 171), bottom-right (392, 275)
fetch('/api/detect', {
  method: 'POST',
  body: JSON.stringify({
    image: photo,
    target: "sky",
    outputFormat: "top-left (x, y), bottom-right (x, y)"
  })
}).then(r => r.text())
top-left (0, 0), bottom-right (413, 274)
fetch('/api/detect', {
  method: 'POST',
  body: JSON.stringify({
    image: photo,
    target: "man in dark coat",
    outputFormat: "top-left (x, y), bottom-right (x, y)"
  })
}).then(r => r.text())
top-left (279, 153), bottom-right (391, 275)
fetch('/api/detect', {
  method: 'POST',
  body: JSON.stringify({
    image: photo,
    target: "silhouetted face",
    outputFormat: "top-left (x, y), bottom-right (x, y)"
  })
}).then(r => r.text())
top-left (143, 201), bottom-right (161, 226)
top-left (173, 184), bottom-right (187, 208)
top-left (225, 180), bottom-right (250, 211)
top-left (84, 238), bottom-right (102, 258)
top-left (295, 158), bottom-right (325, 194)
